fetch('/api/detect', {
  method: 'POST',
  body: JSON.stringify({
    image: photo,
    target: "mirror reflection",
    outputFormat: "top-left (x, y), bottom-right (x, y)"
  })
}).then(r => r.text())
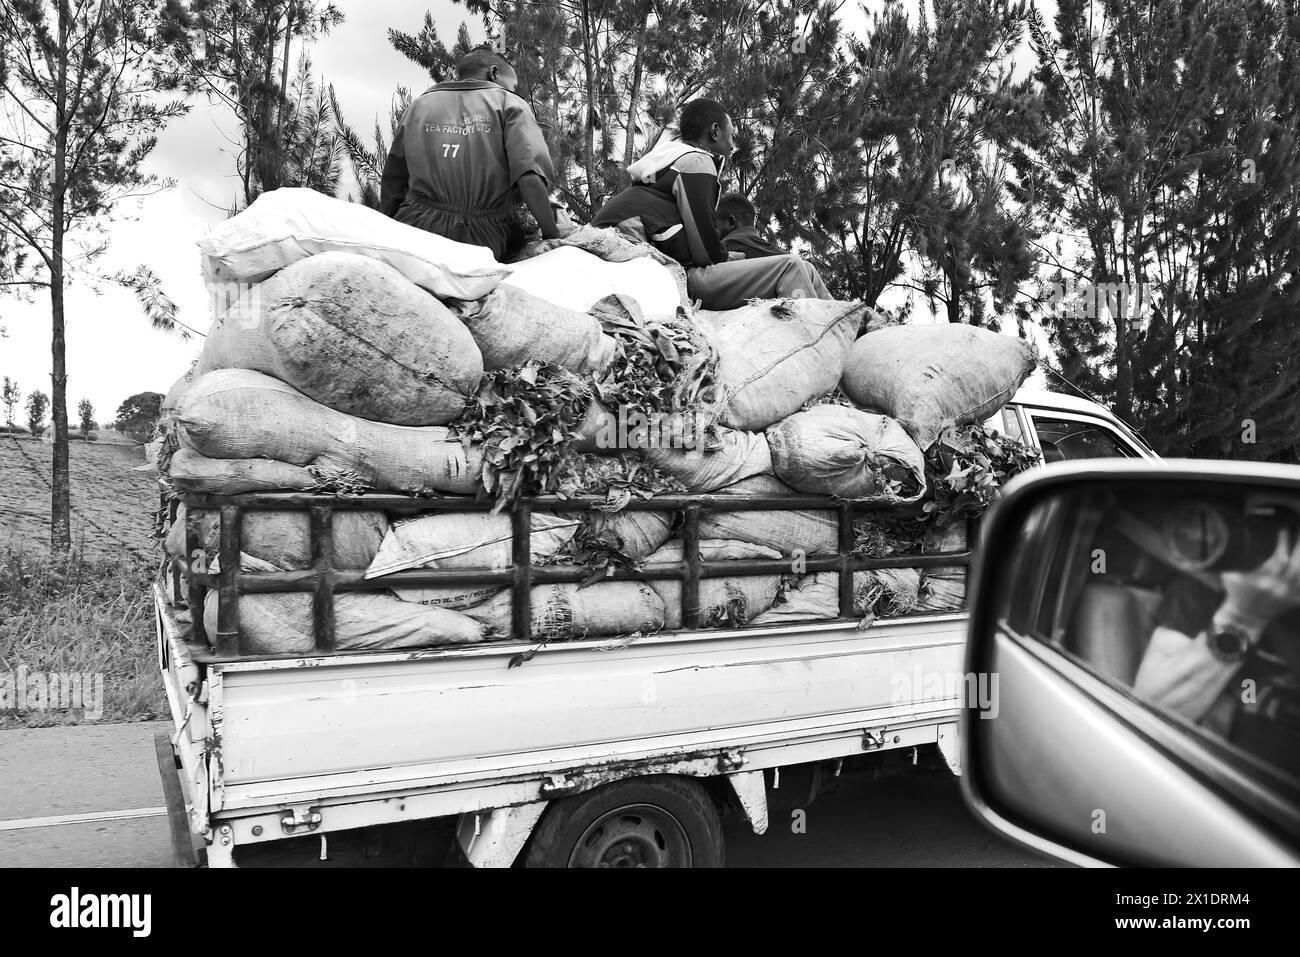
top-left (1004, 484), bottom-right (1300, 781)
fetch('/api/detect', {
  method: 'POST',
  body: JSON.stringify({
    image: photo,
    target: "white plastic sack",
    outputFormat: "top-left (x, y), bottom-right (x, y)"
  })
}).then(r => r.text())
top-left (501, 246), bottom-right (681, 318)
top-left (371, 512), bottom-right (581, 609)
top-left (766, 405), bottom-right (926, 501)
top-left (515, 225), bottom-right (692, 311)
top-left (175, 370), bottom-right (482, 496)
top-left (198, 187), bottom-right (509, 300)
top-left (197, 251), bottom-right (483, 425)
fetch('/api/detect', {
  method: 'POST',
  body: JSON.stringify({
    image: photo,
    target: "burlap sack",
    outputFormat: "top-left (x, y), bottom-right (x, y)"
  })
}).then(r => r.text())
top-left (766, 405), bottom-right (926, 501)
top-left (840, 323), bottom-right (1037, 449)
top-left (751, 568), bottom-right (922, 624)
top-left (371, 512), bottom-right (581, 609)
top-left (643, 539), bottom-right (786, 629)
top-left (701, 475), bottom-right (839, 556)
top-left (161, 369), bottom-right (196, 426)
top-left (462, 581), bottom-right (665, 639)
top-left (197, 251), bottom-right (482, 425)
top-left (582, 510), bottom-right (675, 561)
top-left (915, 523), bottom-right (968, 613)
top-left (701, 299), bottom-right (864, 431)
top-left (166, 504), bottom-right (387, 571)
top-left (449, 283), bottom-right (617, 376)
top-left (166, 447), bottom-right (318, 494)
top-left (203, 590), bottom-right (486, 655)
top-left (200, 543), bottom-right (486, 655)
top-left (175, 370), bottom-right (482, 495)
top-left (642, 419), bottom-right (772, 492)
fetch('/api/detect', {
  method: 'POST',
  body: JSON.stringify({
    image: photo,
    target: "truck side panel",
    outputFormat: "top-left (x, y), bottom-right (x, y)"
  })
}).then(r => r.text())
top-left (207, 616), bottom-right (966, 810)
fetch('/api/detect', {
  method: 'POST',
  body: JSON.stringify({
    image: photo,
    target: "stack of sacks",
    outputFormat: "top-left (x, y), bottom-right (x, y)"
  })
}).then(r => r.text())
top-left (161, 189), bottom-right (717, 649)
top-left (161, 190), bottom-right (674, 651)
top-left (839, 323), bottom-right (1035, 610)
top-left (159, 188), bottom-right (1036, 650)
top-left (162, 504), bottom-right (487, 654)
top-left (608, 315), bottom-right (1036, 627)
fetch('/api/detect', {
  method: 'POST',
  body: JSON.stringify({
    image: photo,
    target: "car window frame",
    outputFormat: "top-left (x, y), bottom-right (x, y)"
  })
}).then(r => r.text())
top-left (1024, 408), bottom-right (1154, 462)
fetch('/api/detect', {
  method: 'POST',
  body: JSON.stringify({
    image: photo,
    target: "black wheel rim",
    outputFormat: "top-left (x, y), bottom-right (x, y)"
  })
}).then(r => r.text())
top-left (567, 803), bottom-right (692, 868)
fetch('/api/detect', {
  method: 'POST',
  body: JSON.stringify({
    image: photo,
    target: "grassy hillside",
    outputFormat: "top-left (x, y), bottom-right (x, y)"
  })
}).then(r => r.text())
top-left (0, 436), bottom-right (163, 727)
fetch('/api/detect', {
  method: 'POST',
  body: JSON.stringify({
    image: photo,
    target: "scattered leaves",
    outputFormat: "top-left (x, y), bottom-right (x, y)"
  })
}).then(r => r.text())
top-left (921, 423), bottom-right (1039, 526)
top-left (451, 361), bottom-right (592, 511)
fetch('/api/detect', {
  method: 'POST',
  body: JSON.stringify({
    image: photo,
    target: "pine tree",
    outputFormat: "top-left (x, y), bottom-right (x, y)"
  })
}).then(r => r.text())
top-left (1031, 0), bottom-right (1300, 459)
top-left (1, 0), bottom-right (191, 549)
top-left (162, 0), bottom-right (344, 207)
top-left (903, 0), bottom-right (1044, 327)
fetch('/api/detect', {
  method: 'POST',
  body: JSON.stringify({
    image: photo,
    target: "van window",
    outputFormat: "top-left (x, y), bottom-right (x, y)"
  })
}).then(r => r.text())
top-left (1031, 416), bottom-right (1136, 463)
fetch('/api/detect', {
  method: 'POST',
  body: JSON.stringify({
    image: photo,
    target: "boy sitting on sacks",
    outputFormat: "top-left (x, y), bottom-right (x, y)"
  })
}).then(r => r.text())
top-left (591, 98), bottom-right (833, 309)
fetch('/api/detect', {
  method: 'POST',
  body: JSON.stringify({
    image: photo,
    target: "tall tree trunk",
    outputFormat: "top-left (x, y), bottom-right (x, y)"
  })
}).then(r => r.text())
top-left (275, 2), bottom-right (296, 162)
top-left (579, 0), bottom-right (599, 209)
top-left (1114, 312), bottom-right (1133, 420)
top-left (232, 17), bottom-right (254, 204)
top-left (255, 2), bottom-right (279, 199)
top-left (623, 14), bottom-right (648, 171)
top-left (50, 1), bottom-right (71, 551)
top-left (944, 238), bottom-right (962, 323)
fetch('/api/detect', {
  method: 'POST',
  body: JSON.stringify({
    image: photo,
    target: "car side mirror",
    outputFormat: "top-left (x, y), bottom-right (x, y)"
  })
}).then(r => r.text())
top-left (961, 460), bottom-right (1300, 866)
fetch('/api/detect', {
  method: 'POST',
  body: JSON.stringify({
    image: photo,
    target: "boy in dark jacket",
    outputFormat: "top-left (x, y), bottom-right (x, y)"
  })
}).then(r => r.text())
top-left (591, 99), bottom-right (832, 308)
top-left (716, 193), bottom-right (789, 259)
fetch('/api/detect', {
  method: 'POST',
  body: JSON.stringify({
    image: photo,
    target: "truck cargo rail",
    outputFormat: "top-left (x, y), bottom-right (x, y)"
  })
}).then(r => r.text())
top-left (164, 490), bottom-right (975, 660)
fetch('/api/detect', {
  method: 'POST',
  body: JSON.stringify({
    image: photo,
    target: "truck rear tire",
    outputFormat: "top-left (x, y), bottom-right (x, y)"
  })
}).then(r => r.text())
top-left (524, 775), bottom-right (724, 868)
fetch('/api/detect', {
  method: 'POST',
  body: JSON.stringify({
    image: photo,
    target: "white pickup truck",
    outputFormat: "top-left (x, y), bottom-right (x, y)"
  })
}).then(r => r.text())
top-left (154, 386), bottom-right (1156, 868)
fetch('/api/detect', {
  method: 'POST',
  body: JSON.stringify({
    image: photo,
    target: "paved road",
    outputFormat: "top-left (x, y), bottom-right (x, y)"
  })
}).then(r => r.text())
top-left (0, 722), bottom-right (1053, 868)
top-left (0, 722), bottom-right (176, 868)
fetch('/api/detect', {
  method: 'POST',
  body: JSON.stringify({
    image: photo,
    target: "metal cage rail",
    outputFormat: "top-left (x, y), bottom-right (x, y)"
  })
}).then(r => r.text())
top-left (164, 491), bottom-right (977, 660)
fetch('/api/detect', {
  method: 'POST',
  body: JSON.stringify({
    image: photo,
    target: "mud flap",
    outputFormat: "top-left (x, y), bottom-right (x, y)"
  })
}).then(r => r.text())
top-left (937, 722), bottom-right (962, 775)
top-left (154, 732), bottom-right (201, 867)
top-left (726, 769), bottom-right (769, 835)
top-left (455, 802), bottom-right (549, 868)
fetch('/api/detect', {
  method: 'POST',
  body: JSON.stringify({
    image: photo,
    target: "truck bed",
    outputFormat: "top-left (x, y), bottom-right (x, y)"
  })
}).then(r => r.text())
top-left (158, 587), bottom-right (966, 846)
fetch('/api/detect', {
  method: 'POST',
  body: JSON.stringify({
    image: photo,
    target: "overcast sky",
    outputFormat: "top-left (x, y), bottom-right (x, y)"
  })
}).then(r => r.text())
top-left (0, 0), bottom-right (469, 425)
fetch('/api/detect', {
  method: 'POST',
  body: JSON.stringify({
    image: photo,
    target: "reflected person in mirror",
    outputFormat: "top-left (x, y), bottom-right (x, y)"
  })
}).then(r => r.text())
top-left (1134, 529), bottom-right (1300, 775)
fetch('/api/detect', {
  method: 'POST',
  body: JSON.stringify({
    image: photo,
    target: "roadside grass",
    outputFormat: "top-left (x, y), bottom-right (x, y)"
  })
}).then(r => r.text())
top-left (0, 546), bottom-right (164, 728)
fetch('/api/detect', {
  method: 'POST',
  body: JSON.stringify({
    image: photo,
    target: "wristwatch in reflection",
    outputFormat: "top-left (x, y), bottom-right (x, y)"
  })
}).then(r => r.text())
top-left (1205, 608), bottom-right (1265, 664)
top-left (1206, 623), bottom-right (1252, 663)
